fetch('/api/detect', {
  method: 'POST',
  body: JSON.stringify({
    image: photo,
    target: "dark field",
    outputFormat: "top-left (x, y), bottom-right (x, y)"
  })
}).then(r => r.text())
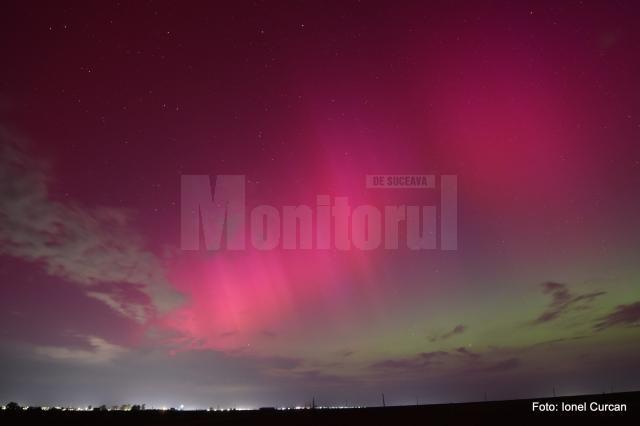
top-left (2, 392), bottom-right (638, 425)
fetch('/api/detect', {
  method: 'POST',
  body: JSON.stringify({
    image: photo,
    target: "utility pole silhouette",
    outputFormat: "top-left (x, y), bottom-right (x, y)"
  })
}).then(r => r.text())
top-left (381, 393), bottom-right (386, 407)
top-left (312, 397), bottom-right (316, 409)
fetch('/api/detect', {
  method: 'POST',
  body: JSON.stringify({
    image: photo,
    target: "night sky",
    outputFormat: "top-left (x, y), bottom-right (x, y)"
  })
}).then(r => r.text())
top-left (1, 0), bottom-right (640, 409)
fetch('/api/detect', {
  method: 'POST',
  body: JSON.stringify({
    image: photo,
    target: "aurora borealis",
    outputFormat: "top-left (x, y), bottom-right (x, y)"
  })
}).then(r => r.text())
top-left (1, 0), bottom-right (639, 409)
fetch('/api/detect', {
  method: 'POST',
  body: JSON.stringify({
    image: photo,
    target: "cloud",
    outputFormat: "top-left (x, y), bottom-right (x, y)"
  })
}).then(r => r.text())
top-left (528, 335), bottom-right (589, 347)
top-left (85, 291), bottom-right (148, 323)
top-left (370, 358), bottom-right (421, 371)
top-left (531, 281), bottom-right (605, 325)
top-left (476, 357), bottom-right (520, 373)
top-left (594, 301), bottom-right (640, 331)
top-left (370, 350), bottom-right (449, 371)
top-left (369, 348), bottom-right (520, 379)
top-left (420, 350), bottom-right (449, 360)
top-left (0, 127), bottom-right (184, 322)
top-left (428, 324), bottom-right (466, 342)
top-left (35, 336), bottom-right (128, 364)
top-left (261, 356), bottom-right (304, 371)
top-left (455, 346), bottom-right (480, 358)
top-left (286, 369), bottom-right (355, 385)
top-left (336, 349), bottom-right (354, 358)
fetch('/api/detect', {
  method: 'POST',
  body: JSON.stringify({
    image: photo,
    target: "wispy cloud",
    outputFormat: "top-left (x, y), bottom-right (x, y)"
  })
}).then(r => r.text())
top-left (336, 349), bottom-right (354, 358)
top-left (369, 348), bottom-right (519, 378)
top-left (455, 346), bottom-right (480, 358)
top-left (370, 350), bottom-right (449, 371)
top-left (428, 324), bottom-right (467, 342)
top-left (594, 301), bottom-right (640, 331)
top-left (35, 336), bottom-right (128, 364)
top-left (0, 127), bottom-right (184, 322)
top-left (531, 281), bottom-right (605, 325)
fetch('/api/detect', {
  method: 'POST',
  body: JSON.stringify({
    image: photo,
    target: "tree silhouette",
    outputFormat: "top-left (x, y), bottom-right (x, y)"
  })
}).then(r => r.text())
top-left (6, 402), bottom-right (21, 411)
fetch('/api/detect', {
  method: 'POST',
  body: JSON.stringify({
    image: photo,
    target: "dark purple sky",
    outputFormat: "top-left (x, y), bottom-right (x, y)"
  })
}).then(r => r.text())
top-left (1, 1), bottom-right (639, 408)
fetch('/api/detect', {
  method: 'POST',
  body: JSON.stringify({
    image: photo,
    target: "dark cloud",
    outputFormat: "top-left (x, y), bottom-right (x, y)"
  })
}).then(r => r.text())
top-left (428, 324), bottom-right (467, 342)
top-left (478, 357), bottom-right (520, 373)
top-left (455, 347), bottom-right (480, 358)
top-left (371, 358), bottom-right (420, 371)
top-left (336, 349), bottom-right (354, 358)
top-left (531, 282), bottom-right (605, 325)
top-left (287, 369), bottom-right (356, 385)
top-left (594, 302), bottom-right (640, 331)
top-left (370, 351), bottom-right (449, 371)
top-left (369, 348), bottom-right (521, 381)
top-left (419, 350), bottom-right (448, 360)
top-left (528, 335), bottom-right (589, 348)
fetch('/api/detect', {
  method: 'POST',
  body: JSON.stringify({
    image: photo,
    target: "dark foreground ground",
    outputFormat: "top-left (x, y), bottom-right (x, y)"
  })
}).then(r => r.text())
top-left (2, 391), bottom-right (638, 425)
